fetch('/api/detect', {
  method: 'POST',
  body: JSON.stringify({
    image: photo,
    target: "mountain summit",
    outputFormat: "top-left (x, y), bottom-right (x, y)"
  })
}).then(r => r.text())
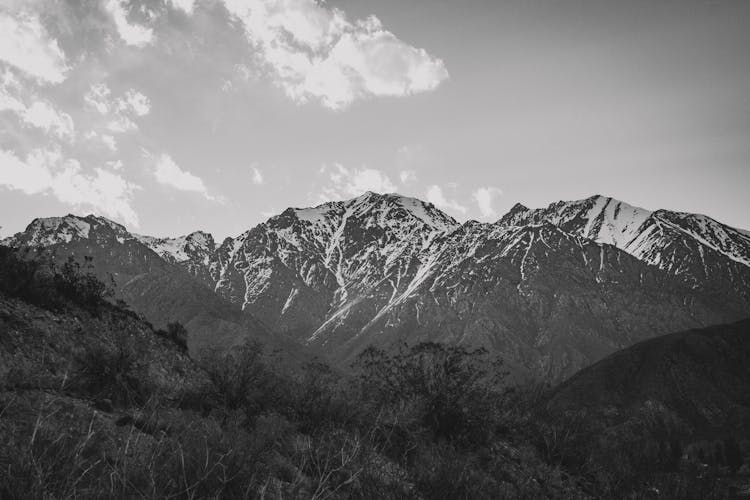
top-left (502, 195), bottom-right (750, 305)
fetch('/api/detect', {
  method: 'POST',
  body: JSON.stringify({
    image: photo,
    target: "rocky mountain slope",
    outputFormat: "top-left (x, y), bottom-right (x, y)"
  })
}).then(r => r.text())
top-left (4, 192), bottom-right (749, 379)
top-left (0, 215), bottom-right (308, 364)
top-left (502, 195), bottom-right (750, 307)
top-left (177, 193), bottom-right (749, 378)
top-left (134, 230), bottom-right (220, 286)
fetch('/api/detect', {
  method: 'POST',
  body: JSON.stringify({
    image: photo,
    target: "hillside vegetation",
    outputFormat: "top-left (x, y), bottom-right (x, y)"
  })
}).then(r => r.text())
top-left (1, 248), bottom-right (749, 498)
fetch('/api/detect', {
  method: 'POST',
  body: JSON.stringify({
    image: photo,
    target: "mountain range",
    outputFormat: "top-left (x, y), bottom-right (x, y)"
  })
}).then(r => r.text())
top-left (3, 192), bottom-right (749, 379)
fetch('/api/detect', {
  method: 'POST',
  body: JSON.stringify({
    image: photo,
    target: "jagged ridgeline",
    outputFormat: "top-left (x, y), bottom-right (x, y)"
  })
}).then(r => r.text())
top-left (3, 192), bottom-right (749, 379)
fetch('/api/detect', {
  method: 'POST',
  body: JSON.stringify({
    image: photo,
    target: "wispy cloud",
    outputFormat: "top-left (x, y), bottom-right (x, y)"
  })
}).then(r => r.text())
top-left (84, 84), bottom-right (150, 117)
top-left (153, 153), bottom-right (215, 201)
top-left (84, 83), bottom-right (150, 133)
top-left (222, 0), bottom-right (449, 110)
top-left (399, 170), bottom-right (417, 184)
top-left (122, 89), bottom-right (151, 116)
top-left (104, 0), bottom-right (154, 48)
top-left (251, 166), bottom-right (264, 185)
top-left (426, 185), bottom-right (467, 214)
top-left (0, 12), bottom-right (69, 84)
top-left (316, 163), bottom-right (397, 202)
top-left (472, 186), bottom-right (503, 218)
top-left (84, 131), bottom-right (118, 152)
top-left (0, 147), bottom-right (141, 226)
top-left (1, 76), bottom-right (75, 140)
top-left (170, 0), bottom-right (195, 15)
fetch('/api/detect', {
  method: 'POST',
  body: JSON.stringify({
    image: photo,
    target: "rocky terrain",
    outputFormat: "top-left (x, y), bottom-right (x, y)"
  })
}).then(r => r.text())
top-left (3, 192), bottom-right (750, 379)
top-left (502, 195), bottom-right (750, 307)
top-left (1, 195), bottom-right (750, 498)
top-left (1, 215), bottom-right (310, 366)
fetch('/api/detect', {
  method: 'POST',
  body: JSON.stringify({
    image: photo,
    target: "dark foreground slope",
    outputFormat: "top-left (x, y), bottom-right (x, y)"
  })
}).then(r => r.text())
top-left (548, 318), bottom-right (750, 434)
top-left (537, 319), bottom-right (750, 498)
top-left (0, 252), bottom-right (588, 499)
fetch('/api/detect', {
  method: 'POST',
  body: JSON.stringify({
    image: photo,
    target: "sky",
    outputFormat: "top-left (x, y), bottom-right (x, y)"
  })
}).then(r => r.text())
top-left (1, 0), bottom-right (749, 240)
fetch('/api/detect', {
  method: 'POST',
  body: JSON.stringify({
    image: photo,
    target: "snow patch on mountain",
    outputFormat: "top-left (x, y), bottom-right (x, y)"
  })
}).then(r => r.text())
top-left (136, 231), bottom-right (216, 264)
top-left (2, 214), bottom-right (134, 247)
top-left (503, 195), bottom-right (750, 270)
top-left (653, 212), bottom-right (750, 267)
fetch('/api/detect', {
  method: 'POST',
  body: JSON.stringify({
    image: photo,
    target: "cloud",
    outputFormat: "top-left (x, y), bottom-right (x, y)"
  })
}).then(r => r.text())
top-left (222, 0), bottom-right (449, 109)
top-left (153, 153), bottom-right (214, 200)
top-left (170, 0), bottom-right (195, 15)
top-left (1, 74), bottom-right (75, 140)
top-left (472, 186), bottom-right (504, 218)
top-left (0, 147), bottom-right (140, 226)
top-left (84, 83), bottom-right (112, 114)
top-left (107, 160), bottom-right (124, 171)
top-left (100, 134), bottom-right (117, 152)
top-left (399, 170), bottom-right (417, 184)
top-left (104, 0), bottom-right (154, 48)
top-left (85, 84), bottom-right (150, 116)
top-left (0, 12), bottom-right (69, 84)
top-left (84, 83), bottom-right (150, 133)
top-left (122, 89), bottom-right (150, 116)
top-left (85, 131), bottom-right (118, 152)
top-left (251, 166), bottom-right (264, 185)
top-left (316, 163), bottom-right (396, 202)
top-left (106, 115), bottom-right (138, 133)
top-left (20, 100), bottom-right (75, 140)
top-left (426, 185), bottom-right (467, 214)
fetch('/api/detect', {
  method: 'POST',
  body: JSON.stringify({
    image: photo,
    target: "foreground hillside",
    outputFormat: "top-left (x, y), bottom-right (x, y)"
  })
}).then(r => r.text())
top-left (0, 249), bottom-right (586, 499)
top-left (539, 319), bottom-right (750, 498)
top-left (1, 249), bottom-right (749, 498)
top-left (548, 318), bottom-right (750, 432)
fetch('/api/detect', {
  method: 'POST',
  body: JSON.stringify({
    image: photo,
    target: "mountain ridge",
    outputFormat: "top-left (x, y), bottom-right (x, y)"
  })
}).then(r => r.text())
top-left (501, 194), bottom-right (750, 306)
top-left (3, 191), bottom-right (749, 379)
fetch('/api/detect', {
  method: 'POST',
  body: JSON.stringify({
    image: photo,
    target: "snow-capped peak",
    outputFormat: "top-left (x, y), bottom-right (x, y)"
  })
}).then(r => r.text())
top-left (499, 195), bottom-right (652, 246)
top-left (135, 231), bottom-right (216, 264)
top-left (650, 210), bottom-right (750, 267)
top-left (4, 214), bottom-right (131, 247)
top-left (576, 195), bottom-right (652, 247)
top-left (292, 191), bottom-right (459, 234)
top-left (497, 194), bottom-right (750, 288)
